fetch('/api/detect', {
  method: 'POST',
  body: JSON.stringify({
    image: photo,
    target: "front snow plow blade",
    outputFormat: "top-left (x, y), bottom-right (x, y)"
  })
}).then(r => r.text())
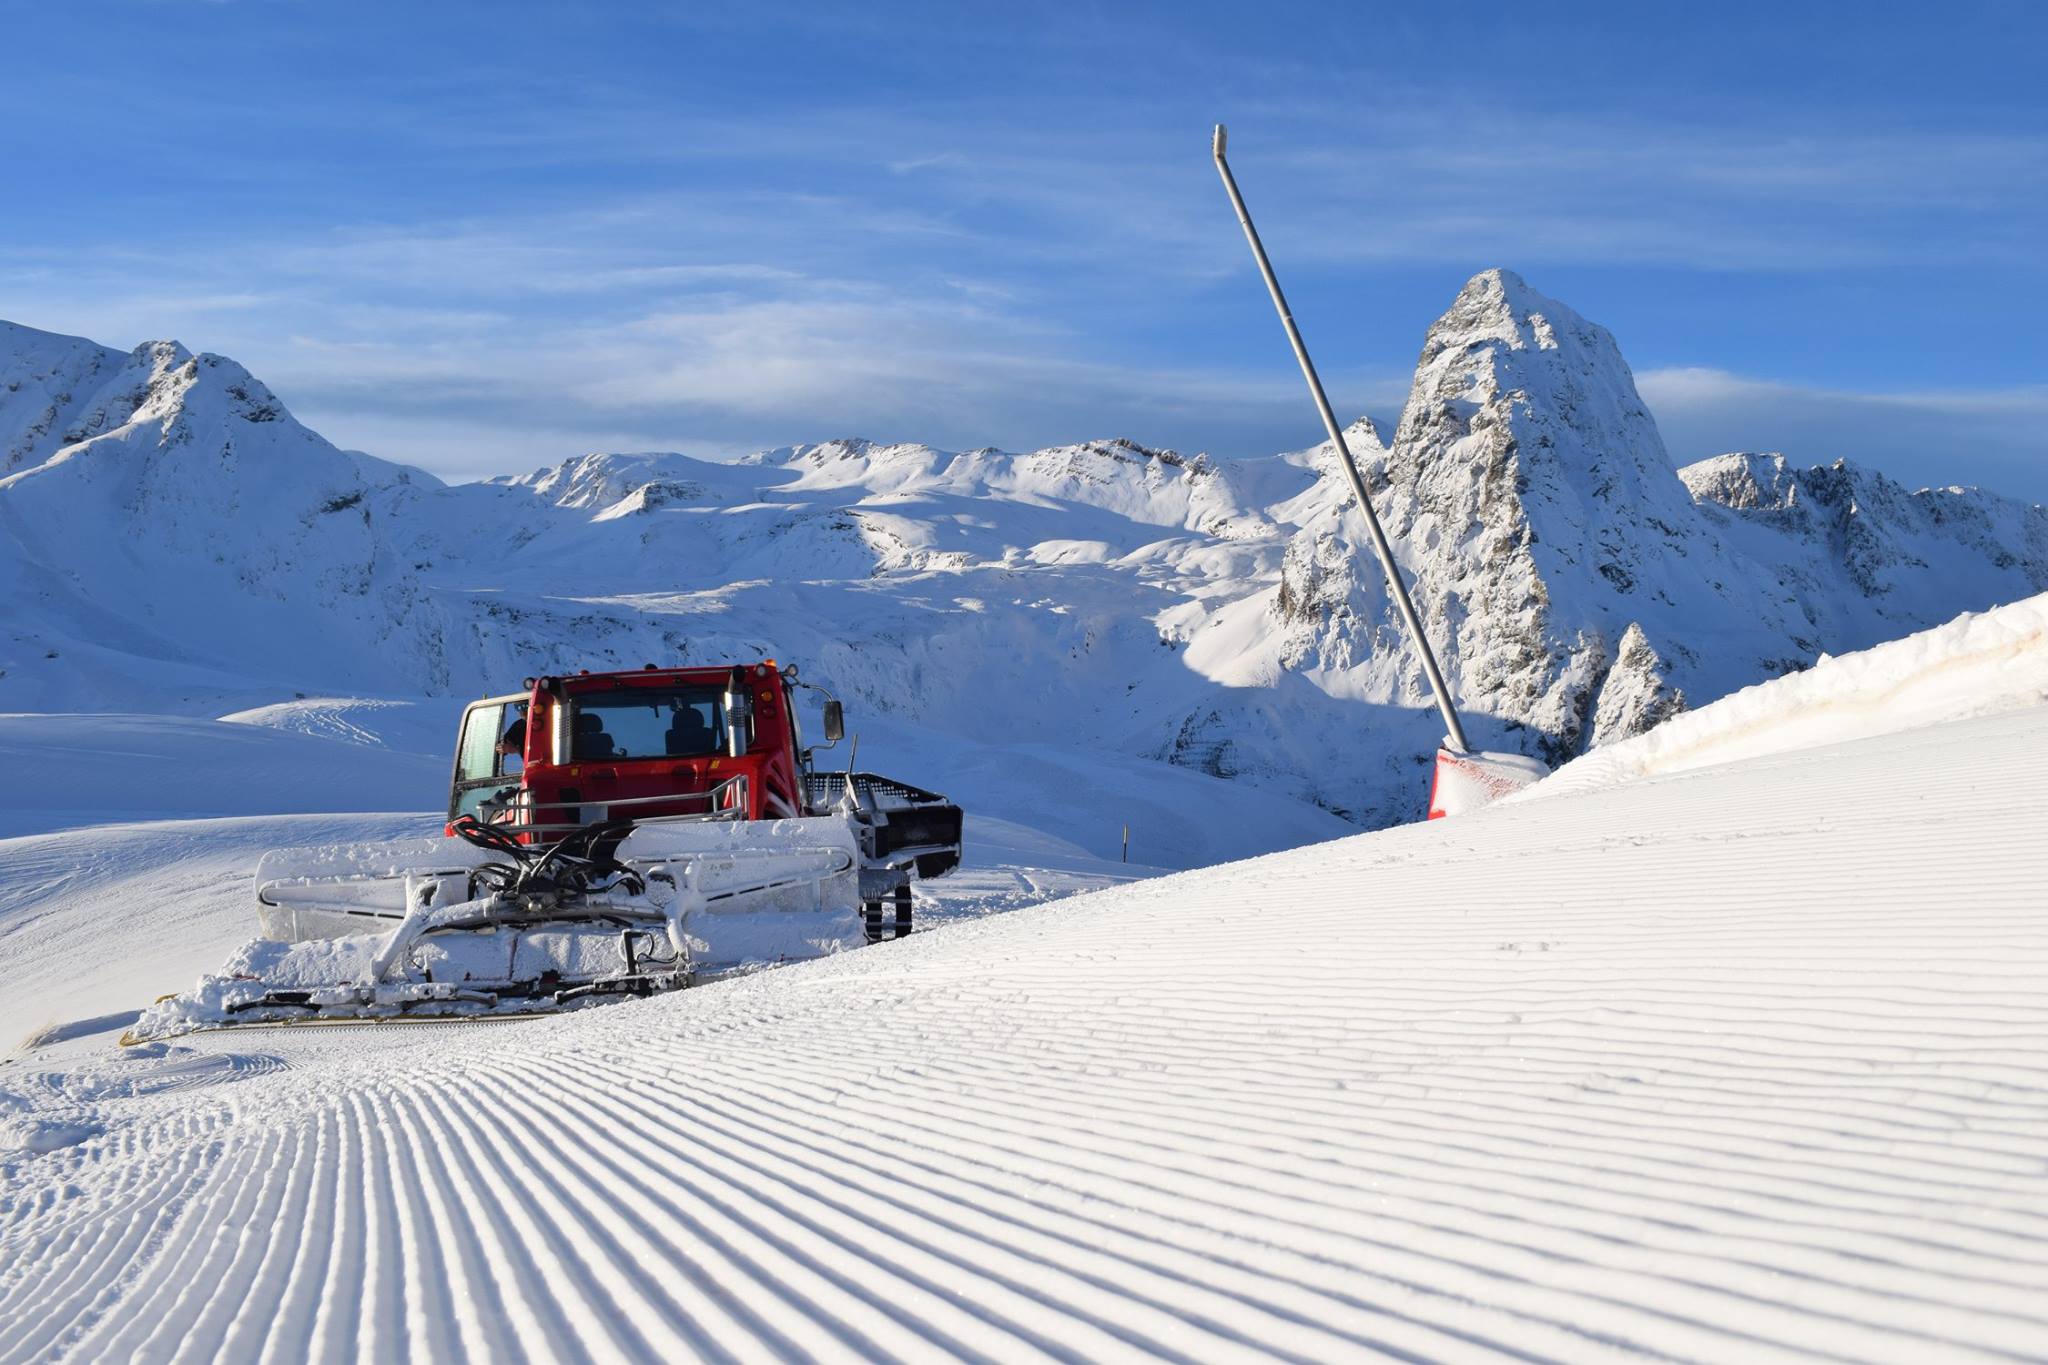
top-left (126, 815), bottom-right (866, 1042)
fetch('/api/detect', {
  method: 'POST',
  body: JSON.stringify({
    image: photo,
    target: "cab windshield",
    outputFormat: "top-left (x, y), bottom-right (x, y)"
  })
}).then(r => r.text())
top-left (568, 686), bottom-right (734, 761)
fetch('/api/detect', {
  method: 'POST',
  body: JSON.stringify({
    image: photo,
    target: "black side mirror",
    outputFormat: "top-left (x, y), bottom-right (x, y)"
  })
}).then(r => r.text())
top-left (822, 699), bottom-right (845, 742)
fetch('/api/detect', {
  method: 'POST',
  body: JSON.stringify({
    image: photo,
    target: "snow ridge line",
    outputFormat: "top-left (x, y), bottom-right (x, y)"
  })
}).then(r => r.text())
top-left (4, 707), bottom-right (2048, 1361)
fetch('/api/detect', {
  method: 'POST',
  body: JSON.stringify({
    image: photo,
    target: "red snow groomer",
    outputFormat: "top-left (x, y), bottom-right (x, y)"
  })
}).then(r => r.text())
top-left (451, 662), bottom-right (955, 857)
top-left (130, 662), bottom-right (963, 1039)
top-left (443, 662), bottom-right (962, 912)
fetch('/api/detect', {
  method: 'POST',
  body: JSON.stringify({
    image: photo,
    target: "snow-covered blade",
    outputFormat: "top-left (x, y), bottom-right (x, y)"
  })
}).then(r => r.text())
top-left (126, 816), bottom-right (866, 1040)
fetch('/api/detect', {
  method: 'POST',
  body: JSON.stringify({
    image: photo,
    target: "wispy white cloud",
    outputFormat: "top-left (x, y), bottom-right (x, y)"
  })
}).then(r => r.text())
top-left (887, 152), bottom-right (974, 176)
top-left (1230, 110), bottom-right (2048, 271)
top-left (275, 285), bottom-right (1334, 476)
top-left (0, 76), bottom-right (2039, 492)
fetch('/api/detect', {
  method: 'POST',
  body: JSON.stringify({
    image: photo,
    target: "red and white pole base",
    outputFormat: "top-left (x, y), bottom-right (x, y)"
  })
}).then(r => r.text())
top-left (1427, 748), bottom-right (1550, 820)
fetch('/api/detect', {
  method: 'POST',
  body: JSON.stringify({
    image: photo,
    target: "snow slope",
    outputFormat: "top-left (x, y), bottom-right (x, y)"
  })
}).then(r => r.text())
top-left (0, 327), bottom-right (446, 713)
top-left (4, 599), bottom-right (2046, 1361)
top-left (216, 696), bottom-right (463, 755)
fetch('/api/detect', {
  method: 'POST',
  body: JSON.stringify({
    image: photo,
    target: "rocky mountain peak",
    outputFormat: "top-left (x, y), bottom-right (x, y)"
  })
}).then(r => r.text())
top-left (1391, 268), bottom-right (1693, 528)
top-left (1680, 451), bottom-right (1804, 512)
top-left (1022, 437), bottom-right (1208, 487)
top-left (505, 451), bottom-right (700, 510)
top-left (1413, 268), bottom-right (1563, 361)
top-left (1285, 270), bottom-right (1770, 765)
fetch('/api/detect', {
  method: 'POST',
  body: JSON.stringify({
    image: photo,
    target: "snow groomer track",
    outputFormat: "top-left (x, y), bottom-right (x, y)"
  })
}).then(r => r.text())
top-left (7, 705), bottom-right (2048, 1360)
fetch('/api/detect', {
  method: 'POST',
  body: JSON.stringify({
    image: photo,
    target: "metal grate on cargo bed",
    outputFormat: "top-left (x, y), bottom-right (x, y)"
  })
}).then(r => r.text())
top-left (803, 771), bottom-right (947, 810)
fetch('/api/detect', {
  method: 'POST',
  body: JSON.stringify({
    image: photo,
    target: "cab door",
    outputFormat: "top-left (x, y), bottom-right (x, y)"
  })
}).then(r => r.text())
top-left (447, 695), bottom-right (526, 824)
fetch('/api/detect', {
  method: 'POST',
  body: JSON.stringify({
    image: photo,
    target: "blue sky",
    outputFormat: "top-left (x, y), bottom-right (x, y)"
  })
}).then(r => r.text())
top-left (3, 1), bottom-right (2044, 496)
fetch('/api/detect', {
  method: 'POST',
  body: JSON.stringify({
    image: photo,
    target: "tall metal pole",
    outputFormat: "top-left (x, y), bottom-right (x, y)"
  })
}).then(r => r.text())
top-left (1211, 123), bottom-right (1470, 754)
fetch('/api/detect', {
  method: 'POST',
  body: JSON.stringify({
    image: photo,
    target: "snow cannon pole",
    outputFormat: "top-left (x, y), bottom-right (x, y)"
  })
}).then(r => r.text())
top-left (1211, 123), bottom-right (1470, 756)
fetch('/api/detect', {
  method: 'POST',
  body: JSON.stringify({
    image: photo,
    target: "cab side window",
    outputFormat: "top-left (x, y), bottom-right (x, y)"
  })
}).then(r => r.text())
top-left (499, 709), bottom-right (527, 776)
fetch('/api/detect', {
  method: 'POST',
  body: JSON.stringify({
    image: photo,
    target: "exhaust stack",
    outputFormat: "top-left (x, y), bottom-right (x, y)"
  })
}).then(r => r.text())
top-left (724, 666), bottom-right (751, 759)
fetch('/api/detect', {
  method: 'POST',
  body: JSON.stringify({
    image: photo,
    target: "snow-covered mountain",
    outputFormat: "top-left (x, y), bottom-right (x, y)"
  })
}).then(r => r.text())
top-left (0, 322), bottom-right (448, 707)
top-left (2, 272), bottom-right (2042, 825)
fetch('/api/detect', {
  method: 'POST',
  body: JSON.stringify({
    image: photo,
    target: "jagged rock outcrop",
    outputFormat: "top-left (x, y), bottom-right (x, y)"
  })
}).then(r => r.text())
top-left (499, 450), bottom-right (778, 513)
top-left (1588, 623), bottom-right (1685, 748)
top-left (1682, 452), bottom-right (2048, 633)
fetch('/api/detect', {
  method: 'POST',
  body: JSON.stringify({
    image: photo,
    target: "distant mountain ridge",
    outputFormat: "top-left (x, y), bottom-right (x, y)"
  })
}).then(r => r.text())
top-left (2, 274), bottom-right (2041, 825)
